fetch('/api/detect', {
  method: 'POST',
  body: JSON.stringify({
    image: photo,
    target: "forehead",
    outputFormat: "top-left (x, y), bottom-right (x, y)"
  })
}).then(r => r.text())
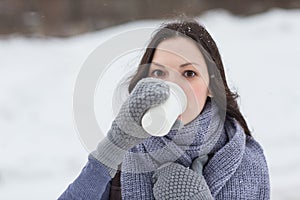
top-left (153, 37), bottom-right (205, 64)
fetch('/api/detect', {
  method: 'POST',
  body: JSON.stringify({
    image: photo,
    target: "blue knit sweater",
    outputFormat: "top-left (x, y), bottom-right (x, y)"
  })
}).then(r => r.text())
top-left (59, 155), bottom-right (112, 199)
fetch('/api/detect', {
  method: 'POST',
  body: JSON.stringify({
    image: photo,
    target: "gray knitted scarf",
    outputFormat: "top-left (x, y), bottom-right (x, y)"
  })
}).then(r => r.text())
top-left (120, 98), bottom-right (270, 199)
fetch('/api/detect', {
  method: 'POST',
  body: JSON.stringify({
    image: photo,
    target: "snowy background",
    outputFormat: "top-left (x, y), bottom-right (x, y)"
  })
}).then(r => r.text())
top-left (0, 9), bottom-right (299, 199)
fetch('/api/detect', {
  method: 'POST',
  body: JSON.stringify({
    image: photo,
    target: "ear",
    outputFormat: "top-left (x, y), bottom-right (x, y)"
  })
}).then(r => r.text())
top-left (208, 90), bottom-right (213, 97)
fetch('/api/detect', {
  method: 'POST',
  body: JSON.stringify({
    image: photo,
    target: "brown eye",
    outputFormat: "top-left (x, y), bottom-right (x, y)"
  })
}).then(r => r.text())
top-left (151, 69), bottom-right (165, 77)
top-left (184, 70), bottom-right (196, 78)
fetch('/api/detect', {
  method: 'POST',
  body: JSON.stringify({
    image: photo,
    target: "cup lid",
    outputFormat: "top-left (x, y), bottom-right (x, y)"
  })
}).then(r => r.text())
top-left (165, 81), bottom-right (187, 113)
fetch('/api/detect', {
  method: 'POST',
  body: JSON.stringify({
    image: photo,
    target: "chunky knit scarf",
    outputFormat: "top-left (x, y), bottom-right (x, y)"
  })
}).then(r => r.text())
top-left (120, 98), bottom-right (270, 199)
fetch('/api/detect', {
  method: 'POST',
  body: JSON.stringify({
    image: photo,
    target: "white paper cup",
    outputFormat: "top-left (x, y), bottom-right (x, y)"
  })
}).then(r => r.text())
top-left (141, 81), bottom-right (187, 136)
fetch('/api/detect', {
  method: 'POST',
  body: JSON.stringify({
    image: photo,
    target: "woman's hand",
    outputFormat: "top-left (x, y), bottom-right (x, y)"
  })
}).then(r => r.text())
top-left (152, 160), bottom-right (213, 200)
top-left (91, 77), bottom-right (170, 177)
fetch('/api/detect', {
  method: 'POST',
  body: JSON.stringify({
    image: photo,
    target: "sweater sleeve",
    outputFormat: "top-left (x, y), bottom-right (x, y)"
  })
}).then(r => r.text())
top-left (58, 154), bottom-right (112, 200)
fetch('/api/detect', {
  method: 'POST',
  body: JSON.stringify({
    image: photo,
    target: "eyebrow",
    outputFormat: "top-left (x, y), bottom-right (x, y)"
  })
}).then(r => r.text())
top-left (151, 61), bottom-right (199, 68)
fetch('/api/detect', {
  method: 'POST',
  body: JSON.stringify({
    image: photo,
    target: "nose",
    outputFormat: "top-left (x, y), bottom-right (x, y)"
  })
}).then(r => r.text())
top-left (165, 72), bottom-right (177, 83)
top-left (163, 71), bottom-right (186, 90)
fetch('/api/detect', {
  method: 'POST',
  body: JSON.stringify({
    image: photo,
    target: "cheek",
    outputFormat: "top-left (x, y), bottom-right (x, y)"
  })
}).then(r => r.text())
top-left (191, 83), bottom-right (208, 109)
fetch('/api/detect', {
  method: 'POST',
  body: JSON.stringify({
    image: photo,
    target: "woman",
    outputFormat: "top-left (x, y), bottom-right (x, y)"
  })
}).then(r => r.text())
top-left (59, 19), bottom-right (270, 199)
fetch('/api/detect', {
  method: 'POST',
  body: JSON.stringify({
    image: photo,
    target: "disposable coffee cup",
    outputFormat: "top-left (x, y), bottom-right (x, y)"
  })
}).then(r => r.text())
top-left (141, 81), bottom-right (187, 136)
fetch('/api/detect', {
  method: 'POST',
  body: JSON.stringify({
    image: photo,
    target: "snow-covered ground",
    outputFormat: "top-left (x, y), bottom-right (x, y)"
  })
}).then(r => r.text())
top-left (0, 8), bottom-right (299, 199)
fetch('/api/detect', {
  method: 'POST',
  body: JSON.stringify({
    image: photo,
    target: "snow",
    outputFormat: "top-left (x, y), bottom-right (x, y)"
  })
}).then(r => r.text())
top-left (0, 8), bottom-right (299, 199)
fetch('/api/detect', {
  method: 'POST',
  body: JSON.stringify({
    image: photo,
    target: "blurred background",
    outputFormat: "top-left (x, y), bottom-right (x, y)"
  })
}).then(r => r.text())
top-left (1, 0), bottom-right (300, 37)
top-left (1, 1), bottom-right (300, 200)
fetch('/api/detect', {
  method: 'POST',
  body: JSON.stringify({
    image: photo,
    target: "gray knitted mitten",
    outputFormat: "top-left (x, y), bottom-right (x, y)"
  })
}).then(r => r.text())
top-left (152, 161), bottom-right (213, 200)
top-left (91, 77), bottom-right (170, 177)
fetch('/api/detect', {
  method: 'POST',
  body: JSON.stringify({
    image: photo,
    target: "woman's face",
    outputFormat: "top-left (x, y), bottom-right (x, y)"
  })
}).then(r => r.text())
top-left (148, 37), bottom-right (211, 125)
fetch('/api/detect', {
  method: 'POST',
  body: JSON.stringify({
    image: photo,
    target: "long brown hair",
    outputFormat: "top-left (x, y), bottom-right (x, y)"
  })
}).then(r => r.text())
top-left (127, 18), bottom-right (251, 136)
